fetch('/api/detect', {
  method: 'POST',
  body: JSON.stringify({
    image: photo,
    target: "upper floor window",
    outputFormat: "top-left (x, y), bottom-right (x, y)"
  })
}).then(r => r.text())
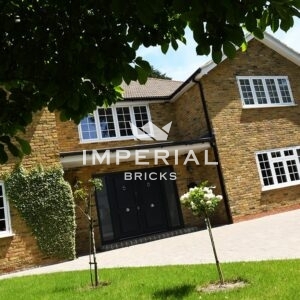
top-left (79, 104), bottom-right (151, 142)
top-left (256, 146), bottom-right (300, 191)
top-left (237, 76), bottom-right (295, 108)
top-left (0, 182), bottom-right (12, 237)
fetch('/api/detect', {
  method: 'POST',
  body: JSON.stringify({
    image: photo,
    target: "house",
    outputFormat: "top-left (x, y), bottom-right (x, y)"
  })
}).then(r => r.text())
top-left (0, 33), bottom-right (299, 273)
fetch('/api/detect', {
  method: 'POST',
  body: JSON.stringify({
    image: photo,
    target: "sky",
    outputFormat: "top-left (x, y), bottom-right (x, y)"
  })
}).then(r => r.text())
top-left (137, 19), bottom-right (300, 81)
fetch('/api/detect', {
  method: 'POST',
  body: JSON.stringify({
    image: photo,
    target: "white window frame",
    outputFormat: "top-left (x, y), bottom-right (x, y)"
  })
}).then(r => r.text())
top-left (0, 182), bottom-right (13, 238)
top-left (78, 103), bottom-right (152, 143)
top-left (237, 76), bottom-right (295, 108)
top-left (255, 146), bottom-right (300, 191)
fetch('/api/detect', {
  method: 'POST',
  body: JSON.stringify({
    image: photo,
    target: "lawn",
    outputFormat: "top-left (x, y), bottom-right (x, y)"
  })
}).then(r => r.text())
top-left (0, 259), bottom-right (299, 299)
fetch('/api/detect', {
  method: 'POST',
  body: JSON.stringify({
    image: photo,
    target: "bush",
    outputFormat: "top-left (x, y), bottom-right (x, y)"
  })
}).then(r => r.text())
top-left (5, 165), bottom-right (76, 259)
top-left (180, 181), bottom-right (222, 216)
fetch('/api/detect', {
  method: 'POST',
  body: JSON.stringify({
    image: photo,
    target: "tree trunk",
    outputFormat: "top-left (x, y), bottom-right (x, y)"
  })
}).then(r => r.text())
top-left (204, 214), bottom-right (225, 285)
top-left (88, 191), bottom-right (99, 287)
top-left (90, 218), bottom-right (99, 286)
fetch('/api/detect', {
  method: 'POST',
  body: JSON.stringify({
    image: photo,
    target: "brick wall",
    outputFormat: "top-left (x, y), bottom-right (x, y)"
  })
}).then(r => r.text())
top-left (56, 101), bottom-right (180, 153)
top-left (64, 150), bottom-right (228, 252)
top-left (199, 39), bottom-right (300, 219)
top-left (174, 149), bottom-right (229, 227)
top-left (173, 85), bottom-right (209, 140)
top-left (0, 109), bottom-right (62, 274)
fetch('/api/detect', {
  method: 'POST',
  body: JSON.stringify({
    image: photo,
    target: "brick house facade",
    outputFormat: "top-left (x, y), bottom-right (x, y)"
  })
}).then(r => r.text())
top-left (0, 33), bottom-right (299, 273)
top-left (0, 110), bottom-right (61, 273)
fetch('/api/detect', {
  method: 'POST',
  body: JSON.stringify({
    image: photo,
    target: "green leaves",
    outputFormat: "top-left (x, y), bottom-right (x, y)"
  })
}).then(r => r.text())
top-left (212, 49), bottom-right (223, 64)
top-left (0, 135), bottom-right (31, 163)
top-left (0, 144), bottom-right (8, 164)
top-left (161, 43), bottom-right (169, 54)
top-left (180, 181), bottom-right (222, 216)
top-left (135, 57), bottom-right (151, 84)
top-left (223, 41), bottom-right (237, 59)
top-left (0, 0), bottom-right (299, 162)
top-left (15, 137), bottom-right (31, 155)
top-left (5, 165), bottom-right (76, 259)
top-left (245, 12), bottom-right (258, 32)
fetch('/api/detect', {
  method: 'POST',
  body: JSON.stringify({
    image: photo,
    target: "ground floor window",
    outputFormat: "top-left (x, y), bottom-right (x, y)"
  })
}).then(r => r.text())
top-left (256, 146), bottom-right (300, 191)
top-left (0, 182), bottom-right (12, 237)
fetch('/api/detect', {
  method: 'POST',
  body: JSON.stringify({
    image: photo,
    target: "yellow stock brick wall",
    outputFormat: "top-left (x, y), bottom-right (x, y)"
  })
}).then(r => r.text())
top-left (0, 109), bottom-right (61, 274)
top-left (64, 150), bottom-right (228, 252)
top-left (199, 39), bottom-right (300, 220)
top-left (173, 84), bottom-right (209, 140)
top-left (3, 38), bottom-right (300, 273)
top-left (56, 101), bottom-right (180, 153)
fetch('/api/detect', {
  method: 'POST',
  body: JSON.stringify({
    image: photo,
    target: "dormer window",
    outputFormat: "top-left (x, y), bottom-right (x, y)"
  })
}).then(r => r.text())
top-left (79, 104), bottom-right (151, 142)
top-left (237, 76), bottom-right (295, 108)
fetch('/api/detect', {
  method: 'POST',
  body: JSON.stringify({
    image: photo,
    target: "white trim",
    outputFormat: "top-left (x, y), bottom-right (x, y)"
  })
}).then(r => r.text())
top-left (242, 104), bottom-right (298, 109)
top-left (259, 33), bottom-right (300, 67)
top-left (170, 32), bottom-right (300, 103)
top-left (77, 112), bottom-right (99, 142)
top-left (194, 32), bottom-right (300, 80)
top-left (0, 182), bottom-right (13, 238)
top-left (60, 142), bottom-right (211, 169)
top-left (255, 146), bottom-right (300, 191)
top-left (237, 76), bottom-right (295, 107)
top-left (261, 179), bottom-right (300, 192)
top-left (78, 103), bottom-right (151, 143)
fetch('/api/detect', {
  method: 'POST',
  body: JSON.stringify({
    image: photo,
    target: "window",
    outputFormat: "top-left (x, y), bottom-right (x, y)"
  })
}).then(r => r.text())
top-left (256, 146), bottom-right (300, 191)
top-left (79, 104), bottom-right (151, 142)
top-left (0, 182), bottom-right (12, 237)
top-left (237, 76), bottom-right (295, 107)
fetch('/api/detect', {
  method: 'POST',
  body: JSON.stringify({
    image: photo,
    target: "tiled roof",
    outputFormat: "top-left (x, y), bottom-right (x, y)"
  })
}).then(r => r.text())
top-left (121, 78), bottom-right (183, 99)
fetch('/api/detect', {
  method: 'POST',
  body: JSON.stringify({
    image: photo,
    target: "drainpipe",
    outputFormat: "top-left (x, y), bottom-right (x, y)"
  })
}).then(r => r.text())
top-left (193, 79), bottom-right (233, 224)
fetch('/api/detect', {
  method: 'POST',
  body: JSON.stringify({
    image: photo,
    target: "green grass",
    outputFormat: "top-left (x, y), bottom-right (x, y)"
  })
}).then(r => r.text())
top-left (0, 260), bottom-right (299, 299)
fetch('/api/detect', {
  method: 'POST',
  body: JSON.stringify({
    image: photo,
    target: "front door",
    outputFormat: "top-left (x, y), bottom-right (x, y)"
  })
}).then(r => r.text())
top-left (107, 171), bottom-right (168, 239)
top-left (96, 167), bottom-right (183, 243)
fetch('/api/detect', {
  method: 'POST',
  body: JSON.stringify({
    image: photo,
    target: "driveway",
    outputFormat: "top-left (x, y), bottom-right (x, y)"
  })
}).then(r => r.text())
top-left (1, 209), bottom-right (300, 279)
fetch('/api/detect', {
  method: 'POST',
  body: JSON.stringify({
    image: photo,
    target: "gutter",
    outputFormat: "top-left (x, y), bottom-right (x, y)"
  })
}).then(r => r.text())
top-left (117, 67), bottom-right (234, 223)
top-left (60, 137), bottom-right (212, 158)
top-left (60, 138), bottom-right (212, 169)
top-left (192, 77), bottom-right (233, 224)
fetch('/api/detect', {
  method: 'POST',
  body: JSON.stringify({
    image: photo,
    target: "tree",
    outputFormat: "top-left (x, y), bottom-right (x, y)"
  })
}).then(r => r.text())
top-left (149, 65), bottom-right (172, 80)
top-left (180, 182), bottom-right (224, 285)
top-left (73, 178), bottom-right (103, 287)
top-left (0, 1), bottom-right (299, 162)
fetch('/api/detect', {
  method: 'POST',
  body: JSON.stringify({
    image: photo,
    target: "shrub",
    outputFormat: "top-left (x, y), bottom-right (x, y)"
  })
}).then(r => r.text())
top-left (5, 165), bottom-right (76, 259)
top-left (180, 181), bottom-right (222, 216)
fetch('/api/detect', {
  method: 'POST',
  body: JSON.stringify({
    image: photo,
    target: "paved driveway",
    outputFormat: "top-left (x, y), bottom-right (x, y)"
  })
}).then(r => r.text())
top-left (1, 209), bottom-right (300, 279)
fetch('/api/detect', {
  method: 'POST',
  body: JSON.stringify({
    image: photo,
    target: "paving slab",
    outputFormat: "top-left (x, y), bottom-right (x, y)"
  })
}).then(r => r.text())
top-left (1, 209), bottom-right (299, 279)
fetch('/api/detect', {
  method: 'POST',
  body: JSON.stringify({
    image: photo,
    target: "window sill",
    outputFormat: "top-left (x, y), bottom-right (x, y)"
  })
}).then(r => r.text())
top-left (0, 232), bottom-right (15, 239)
top-left (79, 135), bottom-right (152, 144)
top-left (79, 136), bottom-right (134, 144)
top-left (243, 103), bottom-right (298, 109)
top-left (261, 180), bottom-right (300, 192)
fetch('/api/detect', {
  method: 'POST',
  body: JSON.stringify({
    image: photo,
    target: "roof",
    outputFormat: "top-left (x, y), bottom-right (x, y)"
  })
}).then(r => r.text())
top-left (198, 32), bottom-right (300, 80)
top-left (121, 78), bottom-right (182, 99)
top-left (122, 32), bottom-right (300, 102)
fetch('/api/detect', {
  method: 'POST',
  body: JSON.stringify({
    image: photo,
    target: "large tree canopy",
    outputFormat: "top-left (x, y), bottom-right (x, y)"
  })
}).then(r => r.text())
top-left (0, 0), bottom-right (299, 163)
